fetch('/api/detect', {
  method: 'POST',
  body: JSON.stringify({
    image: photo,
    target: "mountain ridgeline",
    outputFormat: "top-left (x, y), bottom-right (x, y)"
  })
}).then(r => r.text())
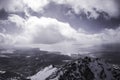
top-left (46, 57), bottom-right (120, 80)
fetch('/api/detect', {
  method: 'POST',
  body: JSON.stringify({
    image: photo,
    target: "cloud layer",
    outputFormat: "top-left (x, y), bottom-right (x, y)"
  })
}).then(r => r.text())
top-left (0, 14), bottom-right (120, 54)
top-left (0, 0), bottom-right (120, 54)
top-left (0, 15), bottom-right (77, 45)
top-left (0, 0), bottom-right (119, 19)
top-left (51, 0), bottom-right (120, 19)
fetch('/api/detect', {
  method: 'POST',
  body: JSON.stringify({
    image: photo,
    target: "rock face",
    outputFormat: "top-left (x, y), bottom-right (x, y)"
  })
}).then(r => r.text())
top-left (46, 57), bottom-right (120, 80)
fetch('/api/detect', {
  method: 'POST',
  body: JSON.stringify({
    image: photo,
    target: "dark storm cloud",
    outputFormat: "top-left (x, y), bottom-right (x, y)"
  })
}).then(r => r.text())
top-left (42, 2), bottom-right (120, 33)
top-left (0, 9), bottom-right (8, 20)
top-left (0, 0), bottom-right (119, 33)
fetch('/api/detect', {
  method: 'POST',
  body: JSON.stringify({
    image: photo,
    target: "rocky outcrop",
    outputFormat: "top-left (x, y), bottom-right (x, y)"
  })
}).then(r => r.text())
top-left (47, 57), bottom-right (120, 80)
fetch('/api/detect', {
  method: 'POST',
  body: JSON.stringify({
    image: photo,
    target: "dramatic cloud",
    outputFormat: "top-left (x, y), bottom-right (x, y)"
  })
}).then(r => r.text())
top-left (0, 0), bottom-right (50, 14)
top-left (52, 0), bottom-right (119, 19)
top-left (0, 0), bottom-right (119, 19)
top-left (0, 14), bottom-right (120, 54)
top-left (21, 16), bottom-right (77, 44)
top-left (0, 15), bottom-right (77, 45)
top-left (0, 0), bottom-right (120, 55)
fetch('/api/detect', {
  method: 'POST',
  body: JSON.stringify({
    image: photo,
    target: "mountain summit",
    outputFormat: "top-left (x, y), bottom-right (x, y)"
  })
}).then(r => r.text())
top-left (46, 57), bottom-right (120, 80)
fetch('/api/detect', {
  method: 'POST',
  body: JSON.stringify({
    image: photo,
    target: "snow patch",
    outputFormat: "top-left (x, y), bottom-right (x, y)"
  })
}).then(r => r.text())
top-left (30, 65), bottom-right (57, 80)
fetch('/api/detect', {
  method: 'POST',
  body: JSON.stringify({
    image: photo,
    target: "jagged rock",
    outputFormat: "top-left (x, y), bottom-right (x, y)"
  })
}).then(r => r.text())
top-left (46, 57), bottom-right (120, 80)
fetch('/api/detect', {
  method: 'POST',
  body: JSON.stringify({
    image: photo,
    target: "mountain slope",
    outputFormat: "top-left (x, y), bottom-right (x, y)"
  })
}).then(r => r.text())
top-left (30, 65), bottom-right (57, 80)
top-left (46, 57), bottom-right (120, 80)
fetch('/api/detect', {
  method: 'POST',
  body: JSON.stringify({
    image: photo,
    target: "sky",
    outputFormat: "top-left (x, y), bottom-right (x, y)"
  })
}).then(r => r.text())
top-left (0, 0), bottom-right (120, 55)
